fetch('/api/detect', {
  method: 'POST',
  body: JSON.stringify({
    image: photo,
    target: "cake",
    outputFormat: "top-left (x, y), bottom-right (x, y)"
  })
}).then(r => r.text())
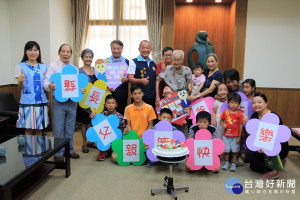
top-left (152, 139), bottom-right (189, 162)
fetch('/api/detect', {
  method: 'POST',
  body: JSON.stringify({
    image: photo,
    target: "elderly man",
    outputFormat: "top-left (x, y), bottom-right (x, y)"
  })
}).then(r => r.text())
top-left (128, 40), bottom-right (157, 109)
top-left (156, 50), bottom-right (192, 104)
top-left (43, 44), bottom-right (80, 162)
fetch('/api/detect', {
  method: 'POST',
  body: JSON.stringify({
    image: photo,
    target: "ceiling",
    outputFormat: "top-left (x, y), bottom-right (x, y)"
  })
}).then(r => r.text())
top-left (176, 0), bottom-right (234, 4)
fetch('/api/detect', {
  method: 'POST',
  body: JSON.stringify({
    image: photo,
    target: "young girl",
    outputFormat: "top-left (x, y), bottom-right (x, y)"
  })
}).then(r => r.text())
top-left (190, 63), bottom-right (206, 96)
top-left (237, 78), bottom-right (256, 165)
top-left (242, 79), bottom-right (256, 100)
top-left (15, 41), bottom-right (49, 135)
top-left (212, 83), bottom-right (228, 138)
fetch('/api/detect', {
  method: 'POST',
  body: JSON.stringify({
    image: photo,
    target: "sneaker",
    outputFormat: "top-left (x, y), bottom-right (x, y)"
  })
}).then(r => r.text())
top-left (230, 163), bottom-right (237, 172)
top-left (259, 171), bottom-right (279, 180)
top-left (237, 157), bottom-right (244, 166)
top-left (97, 151), bottom-right (107, 161)
top-left (222, 162), bottom-right (229, 170)
top-left (147, 161), bottom-right (155, 167)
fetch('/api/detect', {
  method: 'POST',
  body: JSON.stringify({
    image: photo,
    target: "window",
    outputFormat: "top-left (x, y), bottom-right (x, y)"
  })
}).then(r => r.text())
top-left (85, 0), bottom-right (148, 64)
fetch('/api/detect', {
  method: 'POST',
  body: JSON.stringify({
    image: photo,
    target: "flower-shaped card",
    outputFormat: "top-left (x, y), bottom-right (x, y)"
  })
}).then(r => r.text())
top-left (95, 59), bottom-right (107, 82)
top-left (112, 130), bottom-right (146, 166)
top-left (79, 80), bottom-right (111, 113)
top-left (189, 97), bottom-right (214, 124)
top-left (50, 64), bottom-right (88, 102)
top-left (185, 129), bottom-right (225, 170)
top-left (246, 113), bottom-right (291, 156)
top-left (142, 121), bottom-right (186, 161)
top-left (103, 59), bottom-right (128, 90)
top-left (220, 92), bottom-right (254, 121)
top-left (86, 114), bottom-right (122, 151)
top-left (156, 93), bottom-right (189, 125)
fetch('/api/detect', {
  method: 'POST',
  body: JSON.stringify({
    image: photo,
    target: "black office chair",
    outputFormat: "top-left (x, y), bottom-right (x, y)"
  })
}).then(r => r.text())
top-left (0, 91), bottom-right (23, 139)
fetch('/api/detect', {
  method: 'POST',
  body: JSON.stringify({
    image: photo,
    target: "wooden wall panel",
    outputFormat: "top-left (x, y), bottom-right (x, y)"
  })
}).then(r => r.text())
top-left (228, 0), bottom-right (236, 68)
top-left (232, 0), bottom-right (247, 79)
top-left (162, 0), bottom-right (175, 49)
top-left (174, 4), bottom-right (233, 71)
top-left (256, 88), bottom-right (300, 127)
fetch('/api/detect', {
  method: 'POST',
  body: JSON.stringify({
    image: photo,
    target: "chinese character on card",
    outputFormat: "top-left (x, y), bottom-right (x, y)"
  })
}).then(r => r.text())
top-left (112, 130), bottom-right (146, 166)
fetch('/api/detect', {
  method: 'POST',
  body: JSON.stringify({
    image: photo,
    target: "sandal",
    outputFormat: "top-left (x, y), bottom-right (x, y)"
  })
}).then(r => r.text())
top-left (82, 145), bottom-right (89, 153)
top-left (87, 142), bottom-right (97, 149)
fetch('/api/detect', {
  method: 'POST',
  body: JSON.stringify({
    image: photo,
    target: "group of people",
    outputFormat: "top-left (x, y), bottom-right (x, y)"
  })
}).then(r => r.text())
top-left (14, 39), bottom-right (289, 180)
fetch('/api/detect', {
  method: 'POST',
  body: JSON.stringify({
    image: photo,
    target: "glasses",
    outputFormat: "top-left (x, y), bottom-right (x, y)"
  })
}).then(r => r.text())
top-left (173, 58), bottom-right (183, 62)
top-left (163, 54), bottom-right (172, 57)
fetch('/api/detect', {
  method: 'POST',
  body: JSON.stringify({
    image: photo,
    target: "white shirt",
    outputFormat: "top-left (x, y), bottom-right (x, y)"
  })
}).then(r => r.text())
top-left (43, 59), bottom-right (76, 91)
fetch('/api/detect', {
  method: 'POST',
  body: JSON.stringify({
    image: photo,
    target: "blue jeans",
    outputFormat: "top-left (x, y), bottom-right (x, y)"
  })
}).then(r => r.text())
top-left (53, 98), bottom-right (77, 157)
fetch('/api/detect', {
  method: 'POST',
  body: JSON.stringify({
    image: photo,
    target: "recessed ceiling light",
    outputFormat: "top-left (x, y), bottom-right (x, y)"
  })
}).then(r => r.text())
top-left (186, 0), bottom-right (193, 3)
top-left (215, 0), bottom-right (222, 3)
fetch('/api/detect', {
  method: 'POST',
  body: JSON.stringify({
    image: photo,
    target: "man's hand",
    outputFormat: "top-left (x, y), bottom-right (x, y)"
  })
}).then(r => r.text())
top-left (161, 63), bottom-right (166, 71)
top-left (142, 77), bottom-right (149, 86)
top-left (49, 81), bottom-right (56, 90)
top-left (155, 95), bottom-right (160, 105)
top-left (121, 76), bottom-right (128, 83)
top-left (188, 81), bottom-right (194, 92)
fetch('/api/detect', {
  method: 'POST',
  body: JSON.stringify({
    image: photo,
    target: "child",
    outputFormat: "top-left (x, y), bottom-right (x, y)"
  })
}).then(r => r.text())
top-left (94, 94), bottom-right (127, 161)
top-left (220, 92), bottom-right (243, 172)
top-left (15, 41), bottom-right (49, 135)
top-left (188, 111), bottom-right (218, 139)
top-left (242, 79), bottom-right (256, 100)
top-left (124, 84), bottom-right (157, 138)
top-left (145, 108), bottom-right (177, 167)
top-left (162, 86), bottom-right (174, 99)
top-left (190, 63), bottom-right (206, 96)
top-left (186, 111), bottom-right (218, 172)
top-left (237, 78), bottom-right (256, 165)
top-left (212, 83), bottom-right (229, 138)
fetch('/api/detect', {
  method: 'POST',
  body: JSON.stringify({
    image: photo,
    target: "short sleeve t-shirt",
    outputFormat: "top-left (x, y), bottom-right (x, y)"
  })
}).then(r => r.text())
top-left (220, 109), bottom-right (243, 137)
top-left (124, 102), bottom-right (157, 138)
top-left (201, 69), bottom-right (222, 97)
top-left (192, 74), bottom-right (206, 86)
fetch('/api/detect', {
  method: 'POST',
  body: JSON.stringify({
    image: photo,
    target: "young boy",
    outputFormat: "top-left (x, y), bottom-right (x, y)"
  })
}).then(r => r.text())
top-left (145, 108), bottom-right (177, 167)
top-left (186, 111), bottom-right (218, 172)
top-left (124, 84), bottom-right (157, 138)
top-left (220, 92), bottom-right (243, 172)
top-left (188, 111), bottom-right (218, 139)
top-left (94, 94), bottom-right (127, 161)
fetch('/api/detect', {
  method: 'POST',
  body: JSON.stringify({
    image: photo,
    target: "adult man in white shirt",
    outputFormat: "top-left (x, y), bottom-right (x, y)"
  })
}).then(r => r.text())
top-left (43, 44), bottom-right (80, 162)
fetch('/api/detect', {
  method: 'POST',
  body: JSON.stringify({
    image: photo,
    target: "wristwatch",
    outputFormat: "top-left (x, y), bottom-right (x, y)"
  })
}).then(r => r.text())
top-left (196, 94), bottom-right (200, 98)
